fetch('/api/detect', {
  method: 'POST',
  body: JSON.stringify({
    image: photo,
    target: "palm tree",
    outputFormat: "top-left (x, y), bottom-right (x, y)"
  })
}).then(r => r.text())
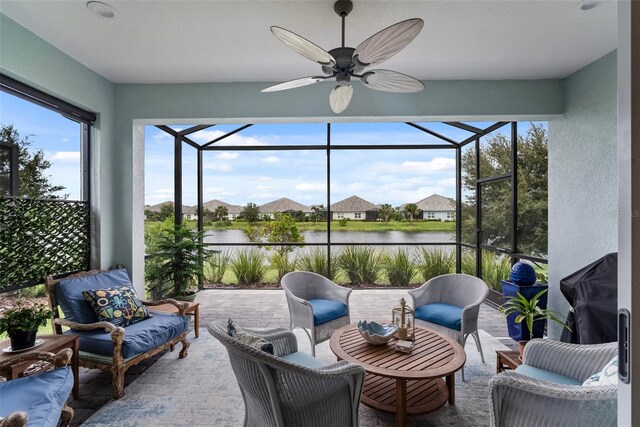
top-left (214, 205), bottom-right (228, 222)
top-left (311, 204), bottom-right (324, 224)
top-left (404, 203), bottom-right (419, 225)
top-left (378, 203), bottom-right (394, 224)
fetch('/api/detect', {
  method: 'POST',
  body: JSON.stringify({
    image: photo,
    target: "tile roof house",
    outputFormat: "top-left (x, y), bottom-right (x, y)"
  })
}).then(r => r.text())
top-left (259, 198), bottom-right (312, 218)
top-left (203, 199), bottom-right (243, 220)
top-left (415, 194), bottom-right (456, 221)
top-left (330, 195), bottom-right (378, 221)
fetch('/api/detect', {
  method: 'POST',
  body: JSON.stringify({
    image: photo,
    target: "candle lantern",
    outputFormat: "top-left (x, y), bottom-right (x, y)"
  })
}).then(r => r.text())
top-left (391, 297), bottom-right (415, 341)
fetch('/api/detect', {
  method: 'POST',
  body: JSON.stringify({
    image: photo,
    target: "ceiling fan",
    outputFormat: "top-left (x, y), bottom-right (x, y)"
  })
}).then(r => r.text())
top-left (262, 0), bottom-right (425, 114)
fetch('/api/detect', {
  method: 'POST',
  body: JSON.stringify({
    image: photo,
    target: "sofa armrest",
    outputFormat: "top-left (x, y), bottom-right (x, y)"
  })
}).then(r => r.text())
top-left (0, 348), bottom-right (72, 370)
top-left (54, 318), bottom-right (126, 362)
top-left (0, 411), bottom-right (28, 427)
top-left (142, 299), bottom-right (189, 315)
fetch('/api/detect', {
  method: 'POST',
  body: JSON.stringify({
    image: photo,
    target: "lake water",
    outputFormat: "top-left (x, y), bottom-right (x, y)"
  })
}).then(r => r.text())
top-left (204, 229), bottom-right (456, 255)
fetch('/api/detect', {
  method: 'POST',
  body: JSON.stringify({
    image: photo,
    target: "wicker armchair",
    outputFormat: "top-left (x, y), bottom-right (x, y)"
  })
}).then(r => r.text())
top-left (0, 349), bottom-right (74, 427)
top-left (208, 322), bottom-right (365, 427)
top-left (281, 271), bottom-right (351, 356)
top-left (489, 339), bottom-right (617, 427)
top-left (46, 268), bottom-right (190, 399)
top-left (408, 273), bottom-right (488, 380)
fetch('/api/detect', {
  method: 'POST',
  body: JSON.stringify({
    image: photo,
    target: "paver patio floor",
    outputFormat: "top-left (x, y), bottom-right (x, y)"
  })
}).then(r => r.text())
top-left (69, 288), bottom-right (512, 426)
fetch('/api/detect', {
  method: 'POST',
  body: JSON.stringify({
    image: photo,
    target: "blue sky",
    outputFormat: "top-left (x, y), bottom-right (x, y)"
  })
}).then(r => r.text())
top-left (1, 89), bottom-right (542, 207)
top-left (1, 91), bottom-right (82, 199)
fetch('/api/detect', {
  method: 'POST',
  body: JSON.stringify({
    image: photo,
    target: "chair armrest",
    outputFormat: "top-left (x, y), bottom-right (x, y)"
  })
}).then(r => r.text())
top-left (460, 300), bottom-right (483, 333)
top-left (489, 371), bottom-right (617, 427)
top-left (0, 411), bottom-right (28, 427)
top-left (54, 318), bottom-right (121, 334)
top-left (523, 340), bottom-right (617, 381)
top-left (284, 291), bottom-right (315, 328)
top-left (0, 348), bottom-right (72, 370)
top-left (317, 282), bottom-right (352, 306)
top-left (408, 284), bottom-right (437, 308)
top-left (242, 327), bottom-right (298, 356)
top-left (142, 299), bottom-right (189, 315)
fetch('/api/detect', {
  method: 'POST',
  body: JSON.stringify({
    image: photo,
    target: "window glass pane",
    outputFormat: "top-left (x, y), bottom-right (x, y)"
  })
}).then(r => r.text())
top-left (480, 249), bottom-right (511, 292)
top-left (461, 142), bottom-right (476, 244)
top-left (517, 122), bottom-right (548, 258)
top-left (144, 126), bottom-right (175, 221)
top-left (461, 247), bottom-right (477, 276)
top-left (192, 123), bottom-right (326, 147)
top-left (479, 123), bottom-right (511, 179)
top-left (0, 144), bottom-right (12, 195)
top-left (480, 179), bottom-right (512, 250)
top-left (331, 122), bottom-right (459, 146)
top-left (0, 91), bottom-right (83, 200)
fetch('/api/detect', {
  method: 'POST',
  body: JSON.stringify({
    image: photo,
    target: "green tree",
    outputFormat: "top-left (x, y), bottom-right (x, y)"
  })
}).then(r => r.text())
top-left (0, 124), bottom-right (67, 198)
top-left (461, 123), bottom-right (548, 256)
top-left (158, 202), bottom-right (174, 221)
top-left (242, 202), bottom-right (260, 224)
top-left (311, 204), bottom-right (324, 223)
top-left (214, 205), bottom-right (228, 221)
top-left (378, 203), bottom-right (394, 224)
top-left (404, 203), bottom-right (419, 225)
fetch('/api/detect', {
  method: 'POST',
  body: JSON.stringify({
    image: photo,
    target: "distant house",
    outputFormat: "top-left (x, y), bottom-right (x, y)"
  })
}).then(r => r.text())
top-left (415, 194), bottom-right (456, 221)
top-left (330, 196), bottom-right (377, 221)
top-left (259, 197), bottom-right (312, 219)
top-left (182, 205), bottom-right (198, 221)
top-left (203, 199), bottom-right (243, 220)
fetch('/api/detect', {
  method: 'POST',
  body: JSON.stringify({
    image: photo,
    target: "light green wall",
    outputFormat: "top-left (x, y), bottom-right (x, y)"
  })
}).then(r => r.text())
top-left (548, 51), bottom-right (618, 339)
top-left (0, 14), bottom-right (117, 271)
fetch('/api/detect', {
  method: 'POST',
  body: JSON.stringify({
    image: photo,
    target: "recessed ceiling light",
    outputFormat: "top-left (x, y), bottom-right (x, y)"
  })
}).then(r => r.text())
top-left (578, 0), bottom-right (602, 11)
top-left (86, 1), bottom-right (117, 18)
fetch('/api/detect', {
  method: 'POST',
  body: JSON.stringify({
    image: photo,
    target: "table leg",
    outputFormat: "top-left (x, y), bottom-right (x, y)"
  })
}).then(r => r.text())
top-left (496, 354), bottom-right (502, 373)
top-left (72, 338), bottom-right (79, 399)
top-left (396, 378), bottom-right (407, 427)
top-left (194, 304), bottom-right (200, 338)
top-left (446, 374), bottom-right (455, 405)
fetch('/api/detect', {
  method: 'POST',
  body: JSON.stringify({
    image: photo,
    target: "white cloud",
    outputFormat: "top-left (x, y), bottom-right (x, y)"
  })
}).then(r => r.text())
top-left (295, 182), bottom-right (324, 192)
top-left (50, 151), bottom-right (80, 162)
top-left (204, 162), bottom-right (233, 172)
top-left (262, 156), bottom-right (280, 163)
top-left (204, 187), bottom-right (236, 196)
top-left (216, 152), bottom-right (239, 160)
top-left (191, 129), bottom-right (266, 146)
top-left (257, 177), bottom-right (272, 182)
top-left (257, 185), bottom-right (277, 191)
top-left (372, 157), bottom-right (455, 175)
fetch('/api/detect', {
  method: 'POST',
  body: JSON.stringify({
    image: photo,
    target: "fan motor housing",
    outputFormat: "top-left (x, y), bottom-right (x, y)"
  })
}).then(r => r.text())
top-left (328, 47), bottom-right (356, 70)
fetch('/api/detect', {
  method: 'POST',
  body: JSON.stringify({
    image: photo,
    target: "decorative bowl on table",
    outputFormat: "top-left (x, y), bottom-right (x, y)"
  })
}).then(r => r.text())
top-left (357, 321), bottom-right (397, 345)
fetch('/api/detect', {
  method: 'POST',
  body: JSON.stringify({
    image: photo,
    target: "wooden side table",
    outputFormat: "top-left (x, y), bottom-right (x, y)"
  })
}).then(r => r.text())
top-left (0, 334), bottom-right (79, 398)
top-left (150, 302), bottom-right (200, 338)
top-left (496, 350), bottom-right (522, 373)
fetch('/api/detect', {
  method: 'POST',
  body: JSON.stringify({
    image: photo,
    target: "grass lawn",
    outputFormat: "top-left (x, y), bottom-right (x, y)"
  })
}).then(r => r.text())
top-left (147, 220), bottom-right (455, 233)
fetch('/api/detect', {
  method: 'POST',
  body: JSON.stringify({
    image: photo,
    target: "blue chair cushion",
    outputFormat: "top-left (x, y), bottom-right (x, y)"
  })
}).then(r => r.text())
top-left (308, 299), bottom-right (348, 326)
top-left (66, 312), bottom-right (188, 359)
top-left (415, 303), bottom-right (463, 331)
top-left (281, 352), bottom-right (327, 369)
top-left (0, 366), bottom-right (73, 427)
top-left (56, 269), bottom-right (132, 324)
top-left (515, 365), bottom-right (582, 386)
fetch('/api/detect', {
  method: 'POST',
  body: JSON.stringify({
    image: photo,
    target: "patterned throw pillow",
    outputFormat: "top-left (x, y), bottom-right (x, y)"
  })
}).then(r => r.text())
top-left (583, 357), bottom-right (618, 386)
top-left (82, 286), bottom-right (151, 327)
top-left (226, 318), bottom-right (274, 354)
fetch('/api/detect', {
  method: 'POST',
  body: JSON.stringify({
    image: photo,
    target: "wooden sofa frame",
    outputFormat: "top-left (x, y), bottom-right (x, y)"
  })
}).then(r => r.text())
top-left (45, 269), bottom-right (190, 399)
top-left (0, 348), bottom-right (74, 427)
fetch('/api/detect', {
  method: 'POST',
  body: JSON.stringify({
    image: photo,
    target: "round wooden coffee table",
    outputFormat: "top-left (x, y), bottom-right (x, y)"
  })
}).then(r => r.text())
top-left (330, 324), bottom-right (465, 427)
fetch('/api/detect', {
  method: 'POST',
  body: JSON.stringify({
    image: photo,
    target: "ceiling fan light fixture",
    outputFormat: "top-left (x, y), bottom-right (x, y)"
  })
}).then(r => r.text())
top-left (86, 1), bottom-right (117, 18)
top-left (578, 0), bottom-right (602, 11)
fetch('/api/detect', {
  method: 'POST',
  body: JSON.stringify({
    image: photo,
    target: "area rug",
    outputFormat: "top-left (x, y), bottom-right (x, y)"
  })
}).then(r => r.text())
top-left (84, 328), bottom-right (509, 427)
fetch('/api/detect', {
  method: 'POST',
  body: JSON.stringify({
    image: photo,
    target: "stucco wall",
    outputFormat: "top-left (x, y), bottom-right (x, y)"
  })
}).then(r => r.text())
top-left (547, 51), bottom-right (618, 339)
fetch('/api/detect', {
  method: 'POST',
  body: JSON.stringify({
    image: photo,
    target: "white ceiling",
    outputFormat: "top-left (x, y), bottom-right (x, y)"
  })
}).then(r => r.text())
top-left (0, 0), bottom-right (617, 84)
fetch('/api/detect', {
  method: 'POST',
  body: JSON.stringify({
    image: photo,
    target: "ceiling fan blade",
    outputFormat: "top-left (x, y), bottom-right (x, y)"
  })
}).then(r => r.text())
top-left (271, 26), bottom-right (335, 66)
top-left (353, 18), bottom-right (424, 67)
top-left (261, 76), bottom-right (328, 93)
top-left (360, 69), bottom-right (424, 93)
top-left (329, 84), bottom-right (353, 114)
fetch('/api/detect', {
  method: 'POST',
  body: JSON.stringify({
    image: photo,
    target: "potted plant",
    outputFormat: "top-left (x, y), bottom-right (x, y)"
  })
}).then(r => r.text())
top-left (0, 301), bottom-right (53, 351)
top-left (499, 289), bottom-right (571, 357)
top-left (146, 224), bottom-right (215, 301)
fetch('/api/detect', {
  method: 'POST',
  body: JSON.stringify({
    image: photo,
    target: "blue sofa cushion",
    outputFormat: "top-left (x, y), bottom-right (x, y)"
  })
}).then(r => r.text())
top-left (56, 269), bottom-right (132, 324)
top-left (82, 286), bottom-right (151, 327)
top-left (515, 365), bottom-right (582, 386)
top-left (0, 366), bottom-right (73, 427)
top-left (308, 299), bottom-right (348, 326)
top-left (281, 352), bottom-right (327, 369)
top-left (66, 312), bottom-right (188, 359)
top-left (415, 303), bottom-right (463, 331)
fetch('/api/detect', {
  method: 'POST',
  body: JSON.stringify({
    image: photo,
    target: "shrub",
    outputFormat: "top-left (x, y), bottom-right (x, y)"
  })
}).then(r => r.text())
top-left (271, 252), bottom-right (297, 283)
top-left (296, 248), bottom-right (338, 280)
top-left (383, 249), bottom-right (416, 287)
top-left (338, 246), bottom-right (382, 286)
top-left (204, 250), bottom-right (232, 284)
top-left (17, 284), bottom-right (47, 298)
top-left (230, 249), bottom-right (266, 285)
top-left (461, 250), bottom-right (477, 275)
top-left (481, 250), bottom-right (511, 291)
top-left (417, 247), bottom-right (455, 282)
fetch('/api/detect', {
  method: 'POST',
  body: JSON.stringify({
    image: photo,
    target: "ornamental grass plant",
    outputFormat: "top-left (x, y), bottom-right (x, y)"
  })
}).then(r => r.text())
top-left (296, 248), bottom-right (338, 280)
top-left (204, 250), bottom-right (232, 284)
top-left (417, 247), bottom-right (455, 281)
top-left (230, 249), bottom-right (267, 285)
top-left (338, 246), bottom-right (382, 286)
top-left (383, 249), bottom-right (417, 287)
